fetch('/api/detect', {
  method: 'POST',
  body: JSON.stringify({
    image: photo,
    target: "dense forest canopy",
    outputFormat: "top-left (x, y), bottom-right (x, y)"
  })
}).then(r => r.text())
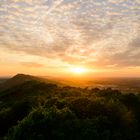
top-left (0, 75), bottom-right (140, 140)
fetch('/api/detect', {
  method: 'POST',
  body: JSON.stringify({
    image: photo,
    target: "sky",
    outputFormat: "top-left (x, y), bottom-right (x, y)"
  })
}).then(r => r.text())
top-left (0, 0), bottom-right (140, 77)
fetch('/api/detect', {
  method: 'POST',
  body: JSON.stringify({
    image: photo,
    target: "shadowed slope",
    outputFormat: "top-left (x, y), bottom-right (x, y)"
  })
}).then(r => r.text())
top-left (0, 74), bottom-right (63, 93)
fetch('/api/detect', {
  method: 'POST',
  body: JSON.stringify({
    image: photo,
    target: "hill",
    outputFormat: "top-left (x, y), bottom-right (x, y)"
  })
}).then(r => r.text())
top-left (0, 74), bottom-right (63, 93)
top-left (0, 74), bottom-right (140, 140)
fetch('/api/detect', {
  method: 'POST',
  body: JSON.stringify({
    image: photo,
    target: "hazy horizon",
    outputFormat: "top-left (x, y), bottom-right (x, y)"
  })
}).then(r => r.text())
top-left (0, 1), bottom-right (140, 138)
top-left (1, 73), bottom-right (140, 79)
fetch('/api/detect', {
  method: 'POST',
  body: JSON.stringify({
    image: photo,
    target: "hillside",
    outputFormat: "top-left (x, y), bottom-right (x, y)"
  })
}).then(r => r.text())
top-left (0, 74), bottom-right (63, 93)
top-left (0, 74), bottom-right (140, 140)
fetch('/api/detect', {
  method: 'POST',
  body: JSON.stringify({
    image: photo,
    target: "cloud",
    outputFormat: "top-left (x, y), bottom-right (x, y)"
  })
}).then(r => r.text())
top-left (20, 62), bottom-right (44, 67)
top-left (130, 37), bottom-right (140, 48)
top-left (0, 0), bottom-right (140, 68)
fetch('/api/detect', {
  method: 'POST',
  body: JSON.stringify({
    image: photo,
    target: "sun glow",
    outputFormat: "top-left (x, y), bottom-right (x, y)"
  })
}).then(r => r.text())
top-left (70, 67), bottom-right (87, 74)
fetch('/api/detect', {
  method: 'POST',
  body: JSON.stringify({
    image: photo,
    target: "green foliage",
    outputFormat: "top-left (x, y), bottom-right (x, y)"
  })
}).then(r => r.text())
top-left (0, 100), bottom-right (31, 137)
top-left (0, 81), bottom-right (140, 139)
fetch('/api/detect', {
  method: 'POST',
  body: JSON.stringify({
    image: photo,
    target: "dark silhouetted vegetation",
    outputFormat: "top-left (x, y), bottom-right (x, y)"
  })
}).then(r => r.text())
top-left (0, 78), bottom-right (140, 140)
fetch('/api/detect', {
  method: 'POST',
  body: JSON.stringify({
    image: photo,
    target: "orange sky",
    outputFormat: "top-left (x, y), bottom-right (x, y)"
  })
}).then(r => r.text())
top-left (0, 0), bottom-right (140, 77)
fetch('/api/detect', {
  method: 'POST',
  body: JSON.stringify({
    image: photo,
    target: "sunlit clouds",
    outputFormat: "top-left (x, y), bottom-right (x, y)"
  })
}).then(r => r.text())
top-left (0, 0), bottom-right (140, 76)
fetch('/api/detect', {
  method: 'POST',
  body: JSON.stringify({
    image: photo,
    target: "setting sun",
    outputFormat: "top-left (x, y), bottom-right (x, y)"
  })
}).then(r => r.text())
top-left (0, 0), bottom-right (140, 139)
top-left (70, 67), bottom-right (87, 74)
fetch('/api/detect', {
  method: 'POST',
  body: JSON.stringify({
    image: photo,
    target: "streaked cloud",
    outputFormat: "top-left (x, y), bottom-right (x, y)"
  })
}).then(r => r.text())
top-left (0, 0), bottom-right (140, 74)
top-left (20, 62), bottom-right (44, 67)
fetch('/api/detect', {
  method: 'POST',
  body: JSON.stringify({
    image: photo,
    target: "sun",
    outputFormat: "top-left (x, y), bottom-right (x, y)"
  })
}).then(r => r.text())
top-left (70, 67), bottom-right (87, 74)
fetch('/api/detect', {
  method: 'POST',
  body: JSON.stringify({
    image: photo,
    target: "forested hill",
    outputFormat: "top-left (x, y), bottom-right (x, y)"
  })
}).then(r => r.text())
top-left (0, 74), bottom-right (63, 93)
top-left (0, 74), bottom-right (140, 140)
